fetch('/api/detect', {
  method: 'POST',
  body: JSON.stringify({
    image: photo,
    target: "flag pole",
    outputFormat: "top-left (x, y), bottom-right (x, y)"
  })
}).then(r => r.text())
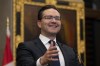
top-left (6, 17), bottom-right (10, 37)
top-left (7, 17), bottom-right (9, 27)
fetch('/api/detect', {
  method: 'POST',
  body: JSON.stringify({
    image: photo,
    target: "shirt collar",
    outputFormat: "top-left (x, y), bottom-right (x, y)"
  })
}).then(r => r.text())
top-left (39, 34), bottom-right (56, 45)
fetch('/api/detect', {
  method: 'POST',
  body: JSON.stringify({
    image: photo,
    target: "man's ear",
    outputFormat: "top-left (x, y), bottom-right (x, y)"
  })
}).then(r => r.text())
top-left (37, 20), bottom-right (41, 28)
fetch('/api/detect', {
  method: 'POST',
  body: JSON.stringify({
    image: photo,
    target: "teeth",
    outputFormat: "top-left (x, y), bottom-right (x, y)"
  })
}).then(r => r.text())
top-left (50, 25), bottom-right (57, 28)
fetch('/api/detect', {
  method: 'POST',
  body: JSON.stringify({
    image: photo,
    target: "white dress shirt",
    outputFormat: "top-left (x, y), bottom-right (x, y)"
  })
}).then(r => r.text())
top-left (36, 34), bottom-right (65, 66)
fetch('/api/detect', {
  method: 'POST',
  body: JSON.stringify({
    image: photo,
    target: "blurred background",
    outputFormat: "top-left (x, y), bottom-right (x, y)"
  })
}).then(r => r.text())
top-left (0, 0), bottom-right (100, 66)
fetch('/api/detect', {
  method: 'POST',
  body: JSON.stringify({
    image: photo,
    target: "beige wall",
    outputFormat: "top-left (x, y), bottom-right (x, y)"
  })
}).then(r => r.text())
top-left (0, 0), bottom-right (13, 66)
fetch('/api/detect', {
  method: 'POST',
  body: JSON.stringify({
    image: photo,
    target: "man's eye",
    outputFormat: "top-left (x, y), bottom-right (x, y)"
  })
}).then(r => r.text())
top-left (46, 16), bottom-right (52, 19)
top-left (43, 16), bottom-right (60, 20)
top-left (55, 16), bottom-right (60, 20)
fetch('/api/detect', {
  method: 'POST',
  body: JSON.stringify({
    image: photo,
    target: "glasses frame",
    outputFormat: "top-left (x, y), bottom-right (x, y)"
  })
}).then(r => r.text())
top-left (42, 15), bottom-right (61, 21)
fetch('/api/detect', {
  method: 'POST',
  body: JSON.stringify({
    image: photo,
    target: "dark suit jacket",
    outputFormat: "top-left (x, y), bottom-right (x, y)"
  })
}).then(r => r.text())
top-left (16, 38), bottom-right (82, 66)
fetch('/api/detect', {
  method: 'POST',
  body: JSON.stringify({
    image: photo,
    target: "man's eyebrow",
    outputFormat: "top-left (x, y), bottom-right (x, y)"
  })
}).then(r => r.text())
top-left (43, 15), bottom-right (60, 17)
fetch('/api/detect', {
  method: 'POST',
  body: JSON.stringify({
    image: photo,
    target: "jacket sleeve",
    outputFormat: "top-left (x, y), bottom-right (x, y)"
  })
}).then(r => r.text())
top-left (70, 48), bottom-right (84, 66)
top-left (16, 43), bottom-right (36, 66)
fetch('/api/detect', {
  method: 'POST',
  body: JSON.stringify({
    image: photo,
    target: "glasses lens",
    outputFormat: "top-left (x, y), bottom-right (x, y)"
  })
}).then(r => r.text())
top-left (43, 15), bottom-right (60, 21)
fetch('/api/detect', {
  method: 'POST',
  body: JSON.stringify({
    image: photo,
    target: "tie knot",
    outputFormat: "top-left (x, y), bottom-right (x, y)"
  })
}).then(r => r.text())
top-left (48, 40), bottom-right (56, 46)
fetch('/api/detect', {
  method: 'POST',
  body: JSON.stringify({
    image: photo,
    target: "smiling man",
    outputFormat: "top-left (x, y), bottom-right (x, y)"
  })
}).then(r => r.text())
top-left (38, 8), bottom-right (61, 39)
top-left (16, 5), bottom-right (82, 66)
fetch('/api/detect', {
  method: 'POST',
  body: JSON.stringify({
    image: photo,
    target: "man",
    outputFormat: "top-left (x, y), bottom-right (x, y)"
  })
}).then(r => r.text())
top-left (16, 5), bottom-right (82, 66)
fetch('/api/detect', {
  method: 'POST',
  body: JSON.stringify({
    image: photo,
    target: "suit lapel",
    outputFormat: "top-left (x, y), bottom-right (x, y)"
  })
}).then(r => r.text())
top-left (34, 38), bottom-right (69, 66)
top-left (34, 38), bottom-right (47, 55)
top-left (57, 42), bottom-right (69, 66)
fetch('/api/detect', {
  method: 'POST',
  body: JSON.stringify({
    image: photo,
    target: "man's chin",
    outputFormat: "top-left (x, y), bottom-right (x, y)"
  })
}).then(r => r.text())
top-left (49, 32), bottom-right (58, 35)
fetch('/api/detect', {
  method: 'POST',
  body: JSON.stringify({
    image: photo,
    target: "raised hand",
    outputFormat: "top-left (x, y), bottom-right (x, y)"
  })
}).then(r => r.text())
top-left (40, 41), bottom-right (59, 65)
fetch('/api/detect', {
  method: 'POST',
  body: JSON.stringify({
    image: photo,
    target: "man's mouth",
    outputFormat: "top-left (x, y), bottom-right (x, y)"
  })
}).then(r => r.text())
top-left (49, 24), bottom-right (58, 28)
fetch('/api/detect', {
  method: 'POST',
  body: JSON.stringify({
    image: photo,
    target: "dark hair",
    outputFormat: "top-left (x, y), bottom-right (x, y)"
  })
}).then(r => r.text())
top-left (38, 5), bottom-right (59, 20)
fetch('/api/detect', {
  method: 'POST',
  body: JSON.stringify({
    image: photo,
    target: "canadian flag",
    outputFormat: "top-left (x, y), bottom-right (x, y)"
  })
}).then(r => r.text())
top-left (2, 18), bottom-right (14, 66)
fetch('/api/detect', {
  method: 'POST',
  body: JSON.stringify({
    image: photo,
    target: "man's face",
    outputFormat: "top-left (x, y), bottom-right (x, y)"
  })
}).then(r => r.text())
top-left (38, 8), bottom-right (61, 35)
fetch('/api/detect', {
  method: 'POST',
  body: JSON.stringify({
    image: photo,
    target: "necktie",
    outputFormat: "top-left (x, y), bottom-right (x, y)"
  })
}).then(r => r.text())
top-left (49, 40), bottom-right (60, 66)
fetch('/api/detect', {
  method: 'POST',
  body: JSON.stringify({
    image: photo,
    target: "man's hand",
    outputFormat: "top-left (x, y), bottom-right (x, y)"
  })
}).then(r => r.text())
top-left (40, 42), bottom-right (59, 65)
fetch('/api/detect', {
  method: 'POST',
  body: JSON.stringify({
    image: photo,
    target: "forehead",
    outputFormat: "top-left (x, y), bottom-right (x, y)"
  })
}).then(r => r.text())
top-left (42, 8), bottom-right (60, 16)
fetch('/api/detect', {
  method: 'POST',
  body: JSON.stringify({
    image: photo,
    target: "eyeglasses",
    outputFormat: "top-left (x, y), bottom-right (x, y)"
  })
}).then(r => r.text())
top-left (42, 15), bottom-right (61, 21)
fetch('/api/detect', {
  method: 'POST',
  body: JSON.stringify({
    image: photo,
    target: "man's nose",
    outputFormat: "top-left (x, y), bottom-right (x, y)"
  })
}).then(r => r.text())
top-left (51, 18), bottom-right (56, 22)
